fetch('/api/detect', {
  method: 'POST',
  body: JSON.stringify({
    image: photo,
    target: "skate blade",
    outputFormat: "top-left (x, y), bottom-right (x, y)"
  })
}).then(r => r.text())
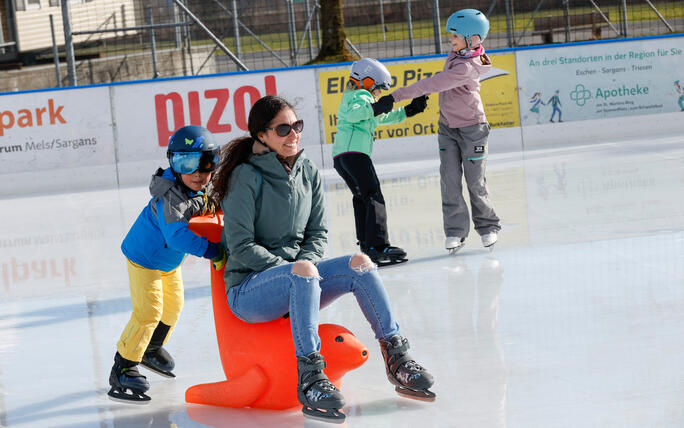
top-left (484, 242), bottom-right (497, 252)
top-left (107, 388), bottom-right (151, 404)
top-left (448, 247), bottom-right (463, 255)
top-left (395, 386), bottom-right (436, 402)
top-left (140, 362), bottom-right (176, 378)
top-left (376, 258), bottom-right (408, 268)
top-left (302, 405), bottom-right (346, 424)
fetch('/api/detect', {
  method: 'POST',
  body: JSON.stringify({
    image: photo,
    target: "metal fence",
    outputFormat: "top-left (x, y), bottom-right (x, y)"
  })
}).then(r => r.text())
top-left (0, 0), bottom-right (682, 90)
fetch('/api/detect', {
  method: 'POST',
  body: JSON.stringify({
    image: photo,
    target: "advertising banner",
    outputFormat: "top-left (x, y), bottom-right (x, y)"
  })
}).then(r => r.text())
top-left (480, 53), bottom-right (520, 128)
top-left (113, 69), bottom-right (322, 184)
top-left (317, 53), bottom-right (520, 145)
top-left (516, 37), bottom-right (684, 125)
top-left (0, 87), bottom-right (115, 175)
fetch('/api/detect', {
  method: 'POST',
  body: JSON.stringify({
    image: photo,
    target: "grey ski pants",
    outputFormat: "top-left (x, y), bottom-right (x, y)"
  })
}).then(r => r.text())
top-left (437, 121), bottom-right (500, 238)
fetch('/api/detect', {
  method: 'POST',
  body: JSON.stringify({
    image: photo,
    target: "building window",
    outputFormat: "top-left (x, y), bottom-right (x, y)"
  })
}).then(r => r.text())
top-left (47, 0), bottom-right (89, 7)
top-left (15, 0), bottom-right (42, 11)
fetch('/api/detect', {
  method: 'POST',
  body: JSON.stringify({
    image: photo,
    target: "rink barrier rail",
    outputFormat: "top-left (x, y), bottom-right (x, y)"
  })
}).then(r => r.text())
top-left (0, 34), bottom-right (682, 197)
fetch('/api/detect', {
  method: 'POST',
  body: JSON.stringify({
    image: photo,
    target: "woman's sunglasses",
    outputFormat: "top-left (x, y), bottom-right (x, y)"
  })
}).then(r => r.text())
top-left (266, 119), bottom-right (304, 137)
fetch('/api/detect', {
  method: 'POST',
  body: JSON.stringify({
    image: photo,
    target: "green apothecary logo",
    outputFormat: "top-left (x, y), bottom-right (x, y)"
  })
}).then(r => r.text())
top-left (570, 82), bottom-right (651, 107)
top-left (570, 84), bottom-right (592, 107)
top-left (595, 84), bottom-right (649, 100)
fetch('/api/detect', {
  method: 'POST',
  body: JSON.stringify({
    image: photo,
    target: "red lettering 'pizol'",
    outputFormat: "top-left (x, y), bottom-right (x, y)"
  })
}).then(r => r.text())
top-left (154, 75), bottom-right (277, 146)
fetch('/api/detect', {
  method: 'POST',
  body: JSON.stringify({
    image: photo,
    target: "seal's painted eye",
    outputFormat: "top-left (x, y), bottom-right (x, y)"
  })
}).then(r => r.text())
top-left (335, 336), bottom-right (343, 342)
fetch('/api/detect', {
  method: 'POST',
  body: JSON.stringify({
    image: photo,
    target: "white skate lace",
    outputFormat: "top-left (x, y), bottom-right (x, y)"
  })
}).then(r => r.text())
top-left (317, 379), bottom-right (336, 391)
top-left (403, 360), bottom-right (424, 373)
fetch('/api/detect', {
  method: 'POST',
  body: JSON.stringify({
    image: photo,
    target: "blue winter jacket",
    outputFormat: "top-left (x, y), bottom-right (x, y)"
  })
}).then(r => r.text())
top-left (121, 168), bottom-right (211, 272)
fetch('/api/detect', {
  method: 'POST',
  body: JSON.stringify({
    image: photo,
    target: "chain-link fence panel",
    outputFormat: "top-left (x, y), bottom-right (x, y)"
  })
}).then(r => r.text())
top-left (59, 0), bottom-right (322, 84)
top-left (342, 0), bottom-right (683, 56)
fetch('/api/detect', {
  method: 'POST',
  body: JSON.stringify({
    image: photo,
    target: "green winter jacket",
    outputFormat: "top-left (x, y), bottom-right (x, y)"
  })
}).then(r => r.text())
top-left (332, 89), bottom-right (407, 157)
top-left (219, 146), bottom-right (326, 291)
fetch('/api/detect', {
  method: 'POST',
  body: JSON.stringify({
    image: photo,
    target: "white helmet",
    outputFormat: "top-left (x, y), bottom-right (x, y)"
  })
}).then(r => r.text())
top-left (349, 58), bottom-right (392, 91)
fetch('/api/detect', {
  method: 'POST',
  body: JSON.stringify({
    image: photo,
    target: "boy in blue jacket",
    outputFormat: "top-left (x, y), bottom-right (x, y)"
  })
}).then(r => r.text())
top-left (108, 125), bottom-right (226, 403)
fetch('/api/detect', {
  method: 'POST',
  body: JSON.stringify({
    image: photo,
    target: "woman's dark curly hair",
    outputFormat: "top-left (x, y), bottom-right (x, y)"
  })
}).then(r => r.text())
top-left (211, 95), bottom-right (294, 202)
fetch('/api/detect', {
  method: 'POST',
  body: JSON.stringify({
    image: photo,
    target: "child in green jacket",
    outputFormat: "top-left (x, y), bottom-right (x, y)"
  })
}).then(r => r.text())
top-left (332, 58), bottom-right (427, 266)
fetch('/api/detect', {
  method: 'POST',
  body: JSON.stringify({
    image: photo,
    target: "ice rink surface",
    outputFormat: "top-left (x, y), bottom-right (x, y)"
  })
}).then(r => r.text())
top-left (1, 134), bottom-right (683, 428)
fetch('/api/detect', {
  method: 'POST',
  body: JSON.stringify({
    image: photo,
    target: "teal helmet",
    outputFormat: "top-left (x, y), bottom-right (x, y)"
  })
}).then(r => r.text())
top-left (167, 125), bottom-right (219, 174)
top-left (446, 9), bottom-right (490, 48)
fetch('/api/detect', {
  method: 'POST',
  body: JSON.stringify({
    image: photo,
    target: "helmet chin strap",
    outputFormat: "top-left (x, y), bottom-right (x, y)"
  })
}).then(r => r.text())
top-left (466, 35), bottom-right (482, 50)
top-left (456, 41), bottom-right (484, 58)
top-left (453, 34), bottom-right (476, 56)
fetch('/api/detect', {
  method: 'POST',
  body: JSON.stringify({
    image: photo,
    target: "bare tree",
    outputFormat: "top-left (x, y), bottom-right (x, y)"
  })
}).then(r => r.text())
top-left (309, 0), bottom-right (357, 63)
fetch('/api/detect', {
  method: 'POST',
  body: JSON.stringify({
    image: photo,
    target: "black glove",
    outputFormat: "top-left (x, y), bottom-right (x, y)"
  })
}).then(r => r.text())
top-left (404, 95), bottom-right (428, 117)
top-left (371, 94), bottom-right (395, 116)
top-left (203, 242), bottom-right (227, 271)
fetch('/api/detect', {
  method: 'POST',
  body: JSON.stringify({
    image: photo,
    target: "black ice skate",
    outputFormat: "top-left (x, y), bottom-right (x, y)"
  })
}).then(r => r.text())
top-left (108, 352), bottom-right (151, 403)
top-left (141, 346), bottom-right (175, 378)
top-left (140, 321), bottom-right (175, 377)
top-left (380, 335), bottom-right (436, 401)
top-left (365, 245), bottom-right (408, 267)
top-left (296, 352), bottom-right (346, 423)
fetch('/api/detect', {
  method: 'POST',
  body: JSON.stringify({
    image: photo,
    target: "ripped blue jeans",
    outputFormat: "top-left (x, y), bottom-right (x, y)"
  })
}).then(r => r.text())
top-left (227, 254), bottom-right (401, 357)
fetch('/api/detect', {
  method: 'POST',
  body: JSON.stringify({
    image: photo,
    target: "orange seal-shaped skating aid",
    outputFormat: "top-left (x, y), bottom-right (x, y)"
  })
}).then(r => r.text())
top-left (185, 214), bottom-right (369, 409)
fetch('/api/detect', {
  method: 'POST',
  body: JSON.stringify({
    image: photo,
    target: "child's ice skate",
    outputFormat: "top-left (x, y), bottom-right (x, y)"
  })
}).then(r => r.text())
top-left (140, 321), bottom-right (175, 377)
top-left (365, 245), bottom-right (408, 267)
top-left (445, 236), bottom-right (465, 254)
top-left (380, 335), bottom-right (435, 401)
top-left (141, 346), bottom-right (175, 378)
top-left (107, 352), bottom-right (151, 403)
top-left (481, 232), bottom-right (498, 251)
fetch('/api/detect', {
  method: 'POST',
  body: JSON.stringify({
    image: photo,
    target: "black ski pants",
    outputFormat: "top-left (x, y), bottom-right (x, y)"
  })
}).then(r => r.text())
top-left (333, 152), bottom-right (389, 250)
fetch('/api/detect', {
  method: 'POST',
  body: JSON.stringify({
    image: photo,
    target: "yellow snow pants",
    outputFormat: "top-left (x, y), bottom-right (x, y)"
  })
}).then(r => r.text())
top-left (116, 259), bottom-right (184, 362)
